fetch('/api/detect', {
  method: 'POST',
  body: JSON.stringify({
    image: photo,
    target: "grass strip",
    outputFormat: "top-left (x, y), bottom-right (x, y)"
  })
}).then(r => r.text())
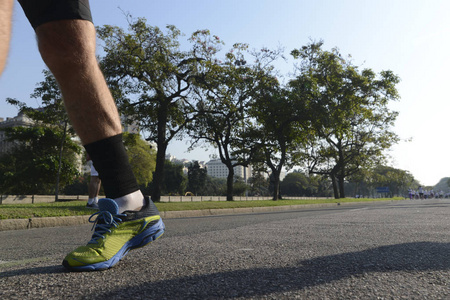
top-left (0, 197), bottom-right (404, 220)
top-left (0, 201), bottom-right (95, 219)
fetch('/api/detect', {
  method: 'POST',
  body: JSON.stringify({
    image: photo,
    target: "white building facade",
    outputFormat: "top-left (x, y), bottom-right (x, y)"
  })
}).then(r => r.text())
top-left (205, 159), bottom-right (252, 182)
top-left (0, 113), bottom-right (34, 155)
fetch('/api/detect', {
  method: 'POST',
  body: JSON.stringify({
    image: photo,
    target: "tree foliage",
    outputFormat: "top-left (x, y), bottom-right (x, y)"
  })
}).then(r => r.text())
top-left (123, 132), bottom-right (156, 187)
top-left (188, 42), bottom-right (252, 200)
top-left (281, 171), bottom-right (318, 197)
top-left (187, 161), bottom-right (207, 196)
top-left (0, 125), bottom-right (80, 194)
top-left (0, 70), bottom-right (81, 196)
top-left (189, 43), bottom-right (284, 200)
top-left (161, 160), bottom-right (187, 195)
top-left (290, 41), bottom-right (400, 199)
top-left (202, 176), bottom-right (227, 196)
top-left (369, 165), bottom-right (415, 196)
top-left (247, 171), bottom-right (270, 196)
top-left (0, 17), bottom-right (413, 200)
top-left (97, 17), bottom-right (220, 201)
top-left (250, 85), bottom-right (312, 200)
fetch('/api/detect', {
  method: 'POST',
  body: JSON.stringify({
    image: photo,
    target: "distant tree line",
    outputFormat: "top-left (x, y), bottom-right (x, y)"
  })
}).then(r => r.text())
top-left (0, 16), bottom-right (413, 200)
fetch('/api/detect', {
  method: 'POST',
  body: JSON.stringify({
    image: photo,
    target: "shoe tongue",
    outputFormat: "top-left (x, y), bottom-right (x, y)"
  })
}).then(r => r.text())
top-left (98, 198), bottom-right (120, 215)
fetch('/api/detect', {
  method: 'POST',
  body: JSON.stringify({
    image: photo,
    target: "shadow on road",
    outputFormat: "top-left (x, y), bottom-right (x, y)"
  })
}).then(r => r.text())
top-left (1, 241), bottom-right (449, 298)
top-left (95, 241), bottom-right (450, 298)
top-left (0, 264), bottom-right (63, 277)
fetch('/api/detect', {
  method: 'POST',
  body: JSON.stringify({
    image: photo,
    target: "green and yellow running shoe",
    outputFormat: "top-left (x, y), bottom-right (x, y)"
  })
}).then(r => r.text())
top-left (62, 197), bottom-right (165, 271)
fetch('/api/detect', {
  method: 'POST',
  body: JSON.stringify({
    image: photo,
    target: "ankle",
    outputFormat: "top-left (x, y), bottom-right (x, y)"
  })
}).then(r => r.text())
top-left (87, 197), bottom-right (98, 205)
top-left (113, 190), bottom-right (145, 213)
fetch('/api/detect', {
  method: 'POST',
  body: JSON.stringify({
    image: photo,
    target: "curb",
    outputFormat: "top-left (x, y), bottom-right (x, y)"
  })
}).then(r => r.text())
top-left (0, 215), bottom-right (91, 231)
top-left (0, 200), bottom-right (396, 232)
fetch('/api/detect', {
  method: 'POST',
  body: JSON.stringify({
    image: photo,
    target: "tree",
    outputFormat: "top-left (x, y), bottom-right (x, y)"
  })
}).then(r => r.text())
top-left (63, 174), bottom-right (90, 196)
top-left (366, 165), bottom-right (416, 197)
top-left (188, 43), bottom-right (253, 200)
top-left (280, 170), bottom-right (333, 197)
top-left (1, 70), bottom-right (81, 196)
top-left (97, 17), bottom-right (220, 201)
top-left (232, 176), bottom-right (248, 196)
top-left (290, 41), bottom-right (400, 199)
top-left (343, 168), bottom-right (373, 198)
top-left (223, 46), bottom-right (313, 201)
top-left (187, 161), bottom-right (207, 195)
top-left (281, 171), bottom-right (313, 196)
top-left (161, 160), bottom-right (187, 195)
top-left (0, 125), bottom-right (80, 194)
top-left (123, 132), bottom-right (156, 187)
top-left (141, 159), bottom-right (186, 196)
top-left (250, 86), bottom-right (311, 200)
top-left (189, 45), bottom-right (281, 200)
top-left (27, 70), bottom-right (76, 200)
top-left (202, 176), bottom-right (227, 196)
top-left (247, 171), bottom-right (270, 196)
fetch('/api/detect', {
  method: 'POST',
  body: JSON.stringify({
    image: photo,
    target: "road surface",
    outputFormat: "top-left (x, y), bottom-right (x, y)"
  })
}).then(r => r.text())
top-left (1, 199), bottom-right (450, 299)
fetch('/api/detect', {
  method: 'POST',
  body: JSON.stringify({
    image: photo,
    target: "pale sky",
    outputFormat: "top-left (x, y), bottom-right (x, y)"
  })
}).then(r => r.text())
top-left (1, 0), bottom-right (449, 186)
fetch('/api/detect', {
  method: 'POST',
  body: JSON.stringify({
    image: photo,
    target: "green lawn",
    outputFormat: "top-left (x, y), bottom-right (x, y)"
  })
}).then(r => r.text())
top-left (0, 197), bottom-right (404, 220)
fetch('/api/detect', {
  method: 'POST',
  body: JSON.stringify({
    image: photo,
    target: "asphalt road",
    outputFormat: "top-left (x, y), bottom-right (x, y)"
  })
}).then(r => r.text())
top-left (1, 199), bottom-right (450, 299)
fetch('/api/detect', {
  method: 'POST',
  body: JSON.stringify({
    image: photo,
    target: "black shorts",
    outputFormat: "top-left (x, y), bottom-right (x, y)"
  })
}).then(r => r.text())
top-left (18, 0), bottom-right (93, 30)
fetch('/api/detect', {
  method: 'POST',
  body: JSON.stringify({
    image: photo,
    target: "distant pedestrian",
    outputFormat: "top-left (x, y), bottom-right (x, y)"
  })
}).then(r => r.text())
top-left (418, 186), bottom-right (424, 199)
top-left (86, 153), bottom-right (100, 209)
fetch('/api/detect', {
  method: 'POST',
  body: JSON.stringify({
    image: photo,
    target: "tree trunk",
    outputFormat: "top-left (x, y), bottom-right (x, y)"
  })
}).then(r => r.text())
top-left (337, 141), bottom-right (345, 198)
top-left (152, 141), bottom-right (167, 202)
top-left (226, 166), bottom-right (234, 201)
top-left (338, 176), bottom-right (346, 198)
top-left (271, 170), bottom-right (281, 201)
top-left (151, 107), bottom-right (168, 202)
top-left (331, 174), bottom-right (339, 199)
top-left (55, 120), bottom-right (67, 202)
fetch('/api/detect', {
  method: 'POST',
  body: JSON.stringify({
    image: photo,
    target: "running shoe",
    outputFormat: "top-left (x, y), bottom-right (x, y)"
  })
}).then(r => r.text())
top-left (85, 202), bottom-right (99, 210)
top-left (63, 196), bottom-right (165, 271)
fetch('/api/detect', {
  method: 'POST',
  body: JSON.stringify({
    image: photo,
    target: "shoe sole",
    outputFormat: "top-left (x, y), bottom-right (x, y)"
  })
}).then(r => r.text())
top-left (63, 218), bottom-right (165, 272)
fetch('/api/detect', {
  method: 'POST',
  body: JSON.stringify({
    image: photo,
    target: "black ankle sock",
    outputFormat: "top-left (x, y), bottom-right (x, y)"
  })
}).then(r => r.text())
top-left (84, 134), bottom-right (139, 199)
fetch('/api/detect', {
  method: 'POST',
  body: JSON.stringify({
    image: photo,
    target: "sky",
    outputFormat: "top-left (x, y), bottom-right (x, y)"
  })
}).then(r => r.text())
top-left (1, 0), bottom-right (449, 186)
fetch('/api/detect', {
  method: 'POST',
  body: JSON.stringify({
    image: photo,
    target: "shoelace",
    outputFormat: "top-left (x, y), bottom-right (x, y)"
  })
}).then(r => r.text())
top-left (87, 210), bottom-right (126, 244)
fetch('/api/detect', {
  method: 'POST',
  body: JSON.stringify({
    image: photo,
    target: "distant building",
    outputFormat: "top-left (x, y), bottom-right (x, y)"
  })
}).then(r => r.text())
top-left (0, 113), bottom-right (34, 155)
top-left (205, 159), bottom-right (252, 182)
top-left (165, 154), bottom-right (206, 175)
top-left (120, 115), bottom-right (139, 134)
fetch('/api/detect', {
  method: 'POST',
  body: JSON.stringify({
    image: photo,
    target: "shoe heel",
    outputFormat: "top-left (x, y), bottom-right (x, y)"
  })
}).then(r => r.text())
top-left (140, 228), bottom-right (165, 248)
top-left (130, 219), bottom-right (165, 250)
